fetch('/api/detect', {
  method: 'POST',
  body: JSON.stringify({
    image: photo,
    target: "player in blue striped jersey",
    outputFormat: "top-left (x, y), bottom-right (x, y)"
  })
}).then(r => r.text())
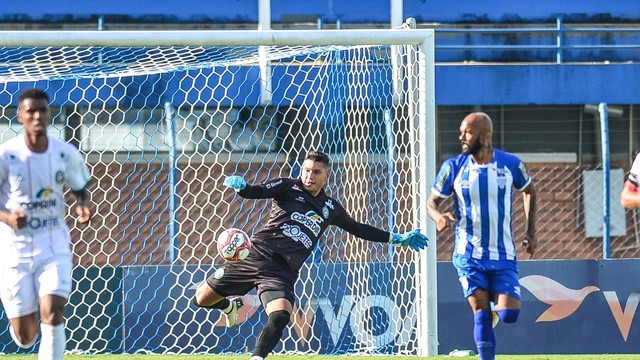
top-left (427, 112), bottom-right (537, 360)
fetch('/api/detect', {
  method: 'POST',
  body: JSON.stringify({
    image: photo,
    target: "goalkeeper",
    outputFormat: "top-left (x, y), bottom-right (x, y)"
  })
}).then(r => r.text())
top-left (192, 150), bottom-right (428, 360)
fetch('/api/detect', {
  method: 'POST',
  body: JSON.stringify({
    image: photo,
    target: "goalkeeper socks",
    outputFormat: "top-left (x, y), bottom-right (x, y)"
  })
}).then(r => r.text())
top-left (192, 296), bottom-right (230, 310)
top-left (253, 310), bottom-right (290, 358)
top-left (473, 310), bottom-right (496, 360)
top-left (39, 323), bottom-right (66, 360)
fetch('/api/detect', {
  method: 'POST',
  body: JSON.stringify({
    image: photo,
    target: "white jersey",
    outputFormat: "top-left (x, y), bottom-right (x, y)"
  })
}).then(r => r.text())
top-left (0, 135), bottom-right (90, 260)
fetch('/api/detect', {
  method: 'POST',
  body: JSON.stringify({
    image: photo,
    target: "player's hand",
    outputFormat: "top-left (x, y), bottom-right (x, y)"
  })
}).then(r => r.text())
top-left (75, 204), bottom-right (92, 224)
top-left (223, 176), bottom-right (247, 192)
top-left (436, 212), bottom-right (456, 231)
top-left (390, 229), bottom-right (428, 251)
top-left (7, 209), bottom-right (27, 229)
top-left (523, 232), bottom-right (537, 257)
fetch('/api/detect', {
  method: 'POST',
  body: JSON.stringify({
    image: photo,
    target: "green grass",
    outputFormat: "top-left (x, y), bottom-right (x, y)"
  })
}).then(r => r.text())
top-left (1, 355), bottom-right (638, 360)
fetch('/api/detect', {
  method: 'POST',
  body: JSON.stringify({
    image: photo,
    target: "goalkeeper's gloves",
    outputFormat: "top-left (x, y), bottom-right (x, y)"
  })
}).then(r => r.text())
top-left (389, 229), bottom-right (428, 251)
top-left (223, 175), bottom-right (247, 192)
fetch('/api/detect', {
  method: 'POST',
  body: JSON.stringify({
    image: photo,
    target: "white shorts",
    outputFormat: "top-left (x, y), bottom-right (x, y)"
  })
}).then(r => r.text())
top-left (0, 253), bottom-right (72, 319)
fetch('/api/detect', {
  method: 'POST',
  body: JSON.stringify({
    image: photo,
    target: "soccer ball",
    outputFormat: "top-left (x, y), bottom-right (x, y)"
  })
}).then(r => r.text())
top-left (216, 228), bottom-right (251, 262)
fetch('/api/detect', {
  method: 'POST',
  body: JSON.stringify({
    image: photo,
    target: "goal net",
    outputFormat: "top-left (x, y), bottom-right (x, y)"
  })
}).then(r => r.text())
top-left (0, 28), bottom-right (436, 356)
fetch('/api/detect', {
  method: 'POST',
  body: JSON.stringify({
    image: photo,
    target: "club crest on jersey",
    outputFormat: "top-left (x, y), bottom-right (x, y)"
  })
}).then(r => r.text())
top-left (322, 206), bottom-right (329, 219)
top-left (55, 170), bottom-right (65, 184)
top-left (496, 168), bottom-right (508, 189)
top-left (214, 267), bottom-right (225, 279)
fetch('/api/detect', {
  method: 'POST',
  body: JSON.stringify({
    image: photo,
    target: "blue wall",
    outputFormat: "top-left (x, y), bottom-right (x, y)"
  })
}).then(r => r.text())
top-left (3, 260), bottom-right (637, 355)
top-left (3, 1), bottom-right (640, 24)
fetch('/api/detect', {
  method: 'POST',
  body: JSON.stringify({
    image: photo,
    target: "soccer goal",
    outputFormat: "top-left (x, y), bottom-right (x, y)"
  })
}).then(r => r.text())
top-left (0, 26), bottom-right (437, 356)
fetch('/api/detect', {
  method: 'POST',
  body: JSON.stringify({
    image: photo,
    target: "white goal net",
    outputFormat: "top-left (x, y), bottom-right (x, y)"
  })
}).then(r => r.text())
top-left (0, 28), bottom-right (437, 356)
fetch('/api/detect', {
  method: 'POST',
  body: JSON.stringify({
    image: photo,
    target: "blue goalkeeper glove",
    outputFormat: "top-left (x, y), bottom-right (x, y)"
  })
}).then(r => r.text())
top-left (389, 229), bottom-right (428, 251)
top-left (223, 175), bottom-right (247, 192)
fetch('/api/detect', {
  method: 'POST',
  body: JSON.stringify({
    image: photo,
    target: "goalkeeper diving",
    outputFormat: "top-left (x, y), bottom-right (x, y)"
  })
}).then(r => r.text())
top-left (191, 150), bottom-right (428, 360)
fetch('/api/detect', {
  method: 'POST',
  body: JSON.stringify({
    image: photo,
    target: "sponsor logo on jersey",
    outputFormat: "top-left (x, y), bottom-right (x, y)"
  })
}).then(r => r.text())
top-left (295, 196), bottom-right (306, 202)
top-left (23, 188), bottom-right (57, 210)
top-left (282, 223), bottom-right (313, 248)
top-left (265, 179), bottom-right (283, 189)
top-left (28, 216), bottom-right (60, 230)
top-left (324, 199), bottom-right (334, 210)
top-left (291, 211), bottom-right (322, 235)
top-left (292, 184), bottom-right (302, 191)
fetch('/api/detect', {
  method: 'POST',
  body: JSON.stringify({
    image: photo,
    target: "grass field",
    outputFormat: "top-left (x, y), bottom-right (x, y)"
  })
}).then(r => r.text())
top-left (1, 355), bottom-right (638, 360)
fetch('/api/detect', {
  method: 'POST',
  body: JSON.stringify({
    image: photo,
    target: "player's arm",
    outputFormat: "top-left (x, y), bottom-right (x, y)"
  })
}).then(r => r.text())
top-left (0, 161), bottom-right (27, 229)
top-left (428, 159), bottom-right (457, 231)
top-left (521, 182), bottom-right (537, 256)
top-left (427, 192), bottom-right (456, 232)
top-left (223, 175), bottom-right (286, 199)
top-left (0, 208), bottom-right (27, 229)
top-left (620, 180), bottom-right (640, 209)
top-left (333, 205), bottom-right (427, 251)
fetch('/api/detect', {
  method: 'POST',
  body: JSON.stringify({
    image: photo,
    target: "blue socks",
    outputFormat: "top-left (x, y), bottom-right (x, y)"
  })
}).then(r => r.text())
top-left (497, 309), bottom-right (520, 323)
top-left (474, 310), bottom-right (496, 360)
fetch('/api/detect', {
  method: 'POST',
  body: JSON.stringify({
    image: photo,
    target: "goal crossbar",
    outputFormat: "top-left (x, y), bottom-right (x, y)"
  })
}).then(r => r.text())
top-left (0, 29), bottom-right (434, 47)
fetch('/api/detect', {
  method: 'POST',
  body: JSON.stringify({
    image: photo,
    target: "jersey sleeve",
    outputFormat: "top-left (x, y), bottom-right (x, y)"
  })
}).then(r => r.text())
top-left (66, 147), bottom-right (91, 191)
top-left (512, 158), bottom-right (532, 191)
top-left (431, 159), bottom-right (455, 198)
top-left (332, 201), bottom-right (390, 243)
top-left (237, 178), bottom-right (289, 199)
top-left (628, 153), bottom-right (640, 188)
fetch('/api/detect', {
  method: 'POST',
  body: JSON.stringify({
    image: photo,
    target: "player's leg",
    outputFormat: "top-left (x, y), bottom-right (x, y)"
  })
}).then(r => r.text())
top-left (250, 293), bottom-right (293, 360)
top-left (8, 314), bottom-right (39, 348)
top-left (468, 289), bottom-right (496, 360)
top-left (194, 262), bottom-right (257, 327)
top-left (453, 256), bottom-right (495, 360)
top-left (1, 263), bottom-right (40, 348)
top-left (38, 294), bottom-right (68, 360)
top-left (491, 260), bottom-right (521, 324)
top-left (250, 254), bottom-right (296, 360)
top-left (37, 253), bottom-right (73, 360)
top-left (193, 279), bottom-right (245, 327)
top-left (494, 294), bottom-right (521, 323)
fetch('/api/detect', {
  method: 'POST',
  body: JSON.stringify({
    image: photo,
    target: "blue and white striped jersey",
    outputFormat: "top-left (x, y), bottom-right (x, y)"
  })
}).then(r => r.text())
top-left (431, 149), bottom-right (531, 260)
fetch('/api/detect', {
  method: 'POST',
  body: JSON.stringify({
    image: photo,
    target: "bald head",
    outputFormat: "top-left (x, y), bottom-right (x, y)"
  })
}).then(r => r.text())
top-left (462, 112), bottom-right (493, 135)
top-left (459, 112), bottom-right (493, 156)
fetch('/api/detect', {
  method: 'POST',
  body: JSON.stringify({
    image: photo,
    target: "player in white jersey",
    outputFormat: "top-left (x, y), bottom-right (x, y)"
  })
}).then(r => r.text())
top-left (427, 112), bottom-right (537, 360)
top-left (620, 152), bottom-right (640, 208)
top-left (0, 89), bottom-right (91, 360)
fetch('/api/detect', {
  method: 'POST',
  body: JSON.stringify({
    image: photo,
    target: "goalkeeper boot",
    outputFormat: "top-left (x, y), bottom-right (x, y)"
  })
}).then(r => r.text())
top-left (223, 298), bottom-right (244, 328)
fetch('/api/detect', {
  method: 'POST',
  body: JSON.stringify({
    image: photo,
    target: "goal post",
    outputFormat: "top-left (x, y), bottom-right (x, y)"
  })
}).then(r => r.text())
top-left (0, 28), bottom-right (437, 356)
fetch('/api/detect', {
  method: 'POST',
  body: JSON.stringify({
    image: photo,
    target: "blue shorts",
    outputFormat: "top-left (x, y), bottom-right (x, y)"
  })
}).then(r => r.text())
top-left (452, 255), bottom-right (521, 299)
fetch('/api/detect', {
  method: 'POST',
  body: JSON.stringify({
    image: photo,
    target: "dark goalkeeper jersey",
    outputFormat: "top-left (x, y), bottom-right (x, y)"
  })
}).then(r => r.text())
top-left (236, 177), bottom-right (391, 272)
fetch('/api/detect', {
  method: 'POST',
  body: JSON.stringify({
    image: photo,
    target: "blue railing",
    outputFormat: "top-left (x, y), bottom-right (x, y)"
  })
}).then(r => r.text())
top-left (434, 17), bottom-right (640, 63)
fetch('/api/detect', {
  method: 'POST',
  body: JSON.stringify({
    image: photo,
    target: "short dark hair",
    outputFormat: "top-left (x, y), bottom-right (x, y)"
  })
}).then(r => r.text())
top-left (305, 150), bottom-right (331, 167)
top-left (18, 88), bottom-right (50, 105)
